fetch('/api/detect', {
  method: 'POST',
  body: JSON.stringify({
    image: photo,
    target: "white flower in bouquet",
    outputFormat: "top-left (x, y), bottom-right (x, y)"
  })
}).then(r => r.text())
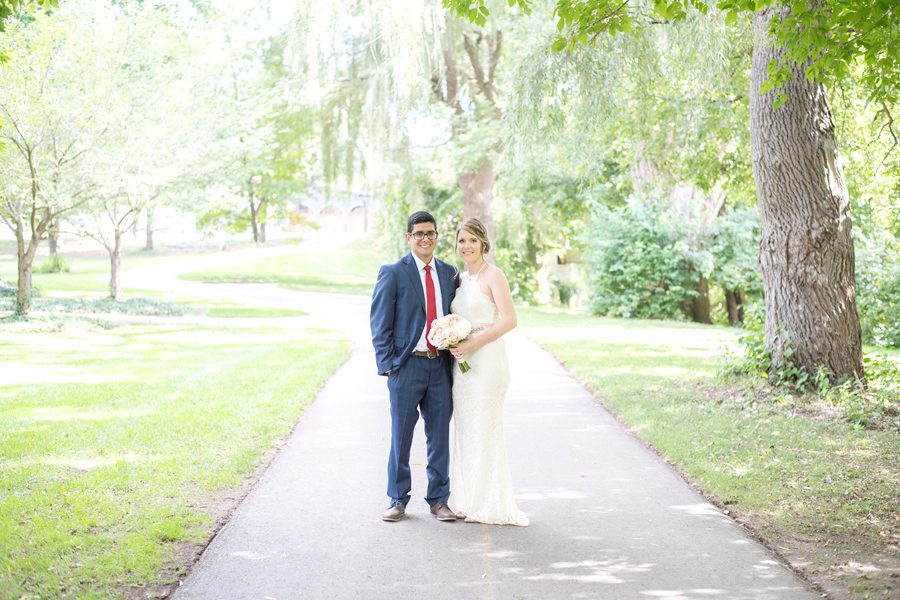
top-left (428, 314), bottom-right (473, 373)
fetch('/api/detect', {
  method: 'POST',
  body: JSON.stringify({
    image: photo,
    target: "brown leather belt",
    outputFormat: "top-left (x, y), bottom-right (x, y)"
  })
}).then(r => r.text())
top-left (411, 350), bottom-right (448, 359)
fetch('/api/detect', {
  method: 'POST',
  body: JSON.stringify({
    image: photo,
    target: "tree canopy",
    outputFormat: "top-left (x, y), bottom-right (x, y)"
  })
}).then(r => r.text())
top-left (445, 0), bottom-right (899, 109)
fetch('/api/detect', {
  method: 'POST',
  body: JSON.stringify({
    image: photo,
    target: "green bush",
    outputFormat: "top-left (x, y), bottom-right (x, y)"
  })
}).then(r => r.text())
top-left (494, 244), bottom-right (538, 303)
top-left (36, 253), bottom-right (71, 274)
top-left (855, 230), bottom-right (899, 348)
top-left (585, 195), bottom-right (706, 319)
top-left (0, 279), bottom-right (15, 297)
top-left (548, 274), bottom-right (576, 307)
top-left (707, 206), bottom-right (763, 314)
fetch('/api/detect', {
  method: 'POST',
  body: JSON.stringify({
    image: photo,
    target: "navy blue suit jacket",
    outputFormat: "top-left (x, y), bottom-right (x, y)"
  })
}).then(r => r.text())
top-left (370, 253), bottom-right (458, 376)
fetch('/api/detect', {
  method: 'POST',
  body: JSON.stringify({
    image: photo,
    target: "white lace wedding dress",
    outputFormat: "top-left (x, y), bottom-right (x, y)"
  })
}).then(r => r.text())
top-left (449, 271), bottom-right (529, 526)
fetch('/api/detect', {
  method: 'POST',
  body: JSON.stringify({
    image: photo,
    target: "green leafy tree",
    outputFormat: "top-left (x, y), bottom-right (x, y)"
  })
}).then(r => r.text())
top-left (71, 2), bottom-right (199, 300)
top-left (0, 6), bottom-right (113, 313)
top-left (448, 0), bottom-right (897, 108)
top-left (0, 0), bottom-right (57, 60)
top-left (449, 0), bottom-right (899, 380)
top-left (707, 206), bottom-right (762, 324)
top-left (504, 10), bottom-right (754, 317)
top-left (184, 9), bottom-right (317, 245)
top-left (293, 1), bottom-right (545, 245)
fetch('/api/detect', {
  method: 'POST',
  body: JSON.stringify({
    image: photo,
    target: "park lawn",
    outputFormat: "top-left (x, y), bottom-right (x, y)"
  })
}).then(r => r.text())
top-left (0, 322), bottom-right (349, 599)
top-left (179, 240), bottom-right (386, 295)
top-left (0, 254), bottom-right (111, 295)
top-left (0, 252), bottom-right (189, 297)
top-left (519, 307), bottom-right (899, 600)
top-left (205, 306), bottom-right (307, 318)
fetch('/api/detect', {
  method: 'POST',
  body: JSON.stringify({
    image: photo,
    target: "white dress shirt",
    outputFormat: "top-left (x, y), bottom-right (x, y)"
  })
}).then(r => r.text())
top-left (412, 253), bottom-right (445, 352)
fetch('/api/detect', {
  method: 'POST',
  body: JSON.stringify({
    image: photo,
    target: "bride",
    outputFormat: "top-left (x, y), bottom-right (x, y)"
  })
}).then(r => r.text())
top-left (448, 218), bottom-right (529, 526)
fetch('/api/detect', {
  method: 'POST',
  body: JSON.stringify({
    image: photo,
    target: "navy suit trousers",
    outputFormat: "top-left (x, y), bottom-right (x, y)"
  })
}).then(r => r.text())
top-left (386, 354), bottom-right (453, 506)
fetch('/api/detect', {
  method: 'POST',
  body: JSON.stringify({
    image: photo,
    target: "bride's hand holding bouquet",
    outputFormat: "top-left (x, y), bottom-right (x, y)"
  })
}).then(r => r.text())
top-left (428, 314), bottom-right (475, 373)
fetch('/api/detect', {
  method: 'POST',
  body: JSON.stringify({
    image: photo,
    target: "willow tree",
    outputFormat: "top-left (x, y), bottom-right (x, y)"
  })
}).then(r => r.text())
top-left (292, 0), bottom-right (529, 240)
top-left (505, 11), bottom-right (755, 322)
top-left (290, 0), bottom-right (433, 232)
top-left (429, 16), bottom-right (507, 240)
top-left (449, 0), bottom-right (899, 381)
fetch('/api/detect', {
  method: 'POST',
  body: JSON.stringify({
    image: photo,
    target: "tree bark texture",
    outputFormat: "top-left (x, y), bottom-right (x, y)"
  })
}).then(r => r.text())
top-left (691, 276), bottom-right (712, 324)
top-left (458, 159), bottom-right (496, 246)
top-left (249, 192), bottom-right (260, 244)
top-left (145, 208), bottom-right (154, 251)
top-left (725, 289), bottom-right (745, 326)
top-left (48, 219), bottom-right (59, 256)
top-left (14, 206), bottom-right (50, 315)
top-left (15, 224), bottom-right (35, 315)
top-left (750, 6), bottom-right (863, 380)
top-left (109, 229), bottom-right (122, 301)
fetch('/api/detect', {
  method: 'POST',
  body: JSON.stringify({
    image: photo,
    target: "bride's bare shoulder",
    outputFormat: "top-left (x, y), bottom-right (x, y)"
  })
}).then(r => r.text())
top-left (484, 263), bottom-right (509, 283)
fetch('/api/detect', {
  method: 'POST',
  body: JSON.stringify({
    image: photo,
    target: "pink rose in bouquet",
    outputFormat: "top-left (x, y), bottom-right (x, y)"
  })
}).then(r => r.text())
top-left (428, 314), bottom-right (473, 373)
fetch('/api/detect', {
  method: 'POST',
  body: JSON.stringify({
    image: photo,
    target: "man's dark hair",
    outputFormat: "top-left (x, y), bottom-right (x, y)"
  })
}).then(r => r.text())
top-left (407, 211), bottom-right (437, 233)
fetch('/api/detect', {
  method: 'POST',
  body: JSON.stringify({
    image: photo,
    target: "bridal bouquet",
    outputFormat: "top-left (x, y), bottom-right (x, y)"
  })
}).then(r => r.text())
top-left (428, 314), bottom-right (473, 373)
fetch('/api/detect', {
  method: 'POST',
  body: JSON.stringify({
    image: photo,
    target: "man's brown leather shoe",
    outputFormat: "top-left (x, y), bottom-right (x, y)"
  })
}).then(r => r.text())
top-left (430, 503), bottom-right (457, 522)
top-left (382, 503), bottom-right (405, 522)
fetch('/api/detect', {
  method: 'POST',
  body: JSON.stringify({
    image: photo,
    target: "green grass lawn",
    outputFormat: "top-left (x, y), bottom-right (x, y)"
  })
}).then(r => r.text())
top-left (518, 307), bottom-right (899, 600)
top-left (0, 254), bottom-right (110, 295)
top-left (0, 251), bottom-right (199, 299)
top-left (205, 306), bottom-right (307, 318)
top-left (179, 240), bottom-right (387, 295)
top-left (0, 322), bottom-right (349, 599)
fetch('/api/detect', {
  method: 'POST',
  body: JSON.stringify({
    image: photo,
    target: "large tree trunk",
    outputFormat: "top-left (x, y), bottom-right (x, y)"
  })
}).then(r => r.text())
top-left (109, 229), bottom-right (122, 301)
top-left (691, 276), bottom-right (712, 324)
top-left (458, 158), bottom-right (496, 245)
top-left (750, 7), bottom-right (863, 380)
top-left (145, 208), bottom-right (154, 251)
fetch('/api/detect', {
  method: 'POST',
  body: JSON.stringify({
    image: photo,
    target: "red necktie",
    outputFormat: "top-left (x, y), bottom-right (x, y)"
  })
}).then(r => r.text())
top-left (425, 264), bottom-right (437, 353)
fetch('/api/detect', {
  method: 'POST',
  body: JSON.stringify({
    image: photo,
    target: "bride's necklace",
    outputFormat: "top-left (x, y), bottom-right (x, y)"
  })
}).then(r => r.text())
top-left (467, 260), bottom-right (488, 279)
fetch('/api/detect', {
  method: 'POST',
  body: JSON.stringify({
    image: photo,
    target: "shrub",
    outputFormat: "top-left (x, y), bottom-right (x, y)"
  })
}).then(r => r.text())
top-left (855, 230), bottom-right (899, 348)
top-left (722, 303), bottom-right (900, 429)
top-left (585, 195), bottom-right (707, 319)
top-left (36, 253), bottom-right (71, 274)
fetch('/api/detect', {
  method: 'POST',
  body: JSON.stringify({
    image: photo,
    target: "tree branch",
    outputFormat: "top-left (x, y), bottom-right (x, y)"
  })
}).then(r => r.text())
top-left (877, 101), bottom-right (897, 166)
top-left (587, 0), bottom-right (631, 46)
top-left (488, 31), bottom-right (502, 91)
top-left (463, 32), bottom-right (491, 102)
top-left (442, 21), bottom-right (464, 116)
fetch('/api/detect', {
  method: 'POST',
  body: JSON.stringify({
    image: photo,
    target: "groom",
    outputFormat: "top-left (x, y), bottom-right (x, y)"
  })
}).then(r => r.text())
top-left (370, 211), bottom-right (458, 523)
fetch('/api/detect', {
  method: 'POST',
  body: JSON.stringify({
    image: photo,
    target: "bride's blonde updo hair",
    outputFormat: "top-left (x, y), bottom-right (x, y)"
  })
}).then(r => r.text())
top-left (456, 218), bottom-right (491, 255)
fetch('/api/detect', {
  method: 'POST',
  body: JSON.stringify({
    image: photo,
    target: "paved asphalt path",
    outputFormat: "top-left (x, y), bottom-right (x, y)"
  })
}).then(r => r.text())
top-left (127, 244), bottom-right (818, 600)
top-left (169, 339), bottom-right (819, 599)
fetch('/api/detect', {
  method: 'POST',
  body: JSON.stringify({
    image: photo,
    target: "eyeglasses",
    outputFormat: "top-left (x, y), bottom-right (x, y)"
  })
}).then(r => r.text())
top-left (409, 231), bottom-right (438, 241)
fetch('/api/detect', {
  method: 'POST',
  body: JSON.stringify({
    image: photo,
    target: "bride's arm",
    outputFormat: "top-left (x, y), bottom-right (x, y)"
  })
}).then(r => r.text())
top-left (450, 267), bottom-right (517, 359)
